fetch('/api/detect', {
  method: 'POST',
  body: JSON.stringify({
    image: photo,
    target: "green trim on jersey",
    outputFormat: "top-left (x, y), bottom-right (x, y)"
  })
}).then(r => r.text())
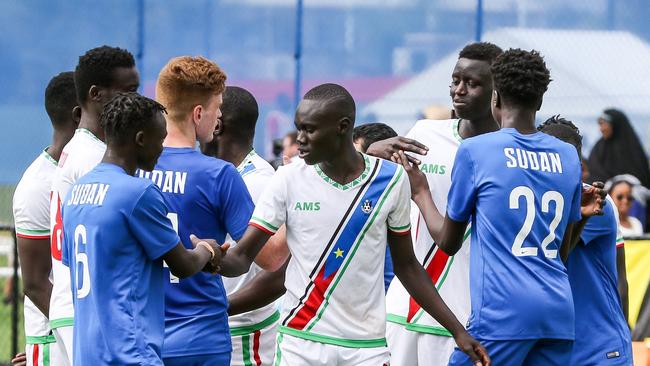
top-left (236, 150), bottom-right (258, 173)
top-left (388, 223), bottom-right (411, 232)
top-left (250, 216), bottom-right (279, 233)
top-left (314, 154), bottom-right (371, 191)
top-left (25, 335), bottom-right (57, 344)
top-left (49, 317), bottom-right (74, 329)
top-left (616, 237), bottom-right (624, 245)
top-left (452, 119), bottom-right (463, 142)
top-left (231, 310), bottom-right (280, 336)
top-left (242, 334), bottom-right (254, 366)
top-left (386, 314), bottom-right (453, 337)
top-left (42, 147), bottom-right (58, 166)
top-left (76, 128), bottom-right (103, 143)
top-left (44, 343), bottom-right (50, 365)
top-left (279, 326), bottom-right (387, 348)
top-left (15, 227), bottom-right (50, 235)
top-left (274, 333), bottom-right (284, 366)
top-left (304, 166), bottom-right (404, 332)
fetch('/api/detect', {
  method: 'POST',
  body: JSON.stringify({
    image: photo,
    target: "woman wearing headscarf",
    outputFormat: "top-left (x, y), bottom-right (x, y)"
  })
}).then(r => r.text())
top-left (588, 108), bottom-right (650, 188)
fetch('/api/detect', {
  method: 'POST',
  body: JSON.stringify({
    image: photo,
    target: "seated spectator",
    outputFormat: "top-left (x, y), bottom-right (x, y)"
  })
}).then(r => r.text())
top-left (608, 177), bottom-right (644, 237)
top-left (588, 108), bottom-right (650, 188)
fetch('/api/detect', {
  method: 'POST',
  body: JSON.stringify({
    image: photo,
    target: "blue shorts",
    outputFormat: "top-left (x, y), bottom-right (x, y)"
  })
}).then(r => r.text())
top-left (163, 352), bottom-right (231, 366)
top-left (448, 338), bottom-right (573, 366)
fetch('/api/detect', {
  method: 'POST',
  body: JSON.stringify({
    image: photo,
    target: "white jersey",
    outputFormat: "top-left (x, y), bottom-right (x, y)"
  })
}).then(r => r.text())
top-left (386, 119), bottom-right (471, 336)
top-left (224, 150), bottom-right (278, 329)
top-left (250, 154), bottom-right (411, 348)
top-left (13, 149), bottom-right (57, 338)
top-left (49, 129), bottom-right (106, 328)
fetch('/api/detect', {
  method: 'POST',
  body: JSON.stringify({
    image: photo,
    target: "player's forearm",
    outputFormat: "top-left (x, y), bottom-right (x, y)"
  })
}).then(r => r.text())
top-left (253, 226), bottom-right (289, 272)
top-left (219, 250), bottom-right (254, 277)
top-left (617, 247), bottom-right (629, 322)
top-left (394, 258), bottom-right (466, 337)
top-left (412, 190), bottom-right (444, 243)
top-left (560, 220), bottom-right (587, 262)
top-left (17, 238), bottom-right (53, 317)
top-left (228, 259), bottom-right (288, 316)
top-left (167, 246), bottom-right (212, 279)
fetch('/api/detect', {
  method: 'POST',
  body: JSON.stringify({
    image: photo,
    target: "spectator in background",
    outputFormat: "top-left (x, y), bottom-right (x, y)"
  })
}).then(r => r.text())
top-left (608, 176), bottom-right (645, 237)
top-left (588, 108), bottom-right (650, 188)
top-left (282, 131), bottom-right (299, 163)
top-left (352, 122), bottom-right (398, 292)
top-left (269, 138), bottom-right (283, 170)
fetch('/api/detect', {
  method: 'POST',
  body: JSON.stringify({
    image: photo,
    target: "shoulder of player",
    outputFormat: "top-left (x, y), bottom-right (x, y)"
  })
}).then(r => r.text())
top-left (408, 118), bottom-right (455, 135)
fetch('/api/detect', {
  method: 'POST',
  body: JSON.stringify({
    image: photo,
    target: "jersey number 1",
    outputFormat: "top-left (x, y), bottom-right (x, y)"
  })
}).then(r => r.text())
top-left (509, 186), bottom-right (564, 259)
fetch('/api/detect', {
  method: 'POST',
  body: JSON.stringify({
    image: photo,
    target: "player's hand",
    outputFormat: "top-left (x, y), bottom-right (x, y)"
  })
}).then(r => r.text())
top-left (366, 136), bottom-right (428, 165)
top-left (11, 352), bottom-right (27, 366)
top-left (394, 150), bottom-right (430, 198)
top-left (454, 332), bottom-right (491, 366)
top-left (190, 235), bottom-right (228, 274)
top-left (581, 182), bottom-right (606, 217)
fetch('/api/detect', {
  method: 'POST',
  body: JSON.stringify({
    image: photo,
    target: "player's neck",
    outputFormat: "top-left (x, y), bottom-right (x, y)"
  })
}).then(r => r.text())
top-left (163, 118), bottom-right (196, 148)
top-left (77, 110), bottom-right (105, 141)
top-left (47, 130), bottom-right (73, 162)
top-left (459, 115), bottom-right (499, 139)
top-left (217, 138), bottom-right (253, 167)
top-left (499, 108), bottom-right (538, 134)
top-left (102, 148), bottom-right (137, 176)
top-left (319, 143), bottom-right (364, 185)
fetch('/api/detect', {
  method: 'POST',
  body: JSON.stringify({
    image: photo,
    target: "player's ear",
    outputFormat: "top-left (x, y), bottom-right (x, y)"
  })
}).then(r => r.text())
top-left (192, 104), bottom-right (203, 127)
top-left (493, 90), bottom-right (501, 108)
top-left (89, 85), bottom-right (101, 103)
top-left (135, 130), bottom-right (146, 148)
top-left (213, 118), bottom-right (224, 136)
top-left (71, 106), bottom-right (81, 127)
top-left (338, 117), bottom-right (351, 135)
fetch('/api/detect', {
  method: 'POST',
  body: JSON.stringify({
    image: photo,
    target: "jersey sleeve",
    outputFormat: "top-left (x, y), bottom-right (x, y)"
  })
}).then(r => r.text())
top-left (249, 168), bottom-right (288, 235)
top-left (387, 166), bottom-right (412, 235)
top-left (245, 169), bottom-right (274, 205)
top-left (130, 184), bottom-right (180, 260)
top-left (215, 165), bottom-right (255, 241)
top-left (447, 144), bottom-right (477, 222)
top-left (13, 182), bottom-right (50, 239)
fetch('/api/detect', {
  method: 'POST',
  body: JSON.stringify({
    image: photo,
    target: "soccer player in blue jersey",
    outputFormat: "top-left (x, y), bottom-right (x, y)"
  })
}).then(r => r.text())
top-left (139, 57), bottom-right (257, 366)
top-left (61, 93), bottom-right (224, 365)
top-left (393, 49), bottom-right (604, 365)
top-left (539, 116), bottom-right (633, 365)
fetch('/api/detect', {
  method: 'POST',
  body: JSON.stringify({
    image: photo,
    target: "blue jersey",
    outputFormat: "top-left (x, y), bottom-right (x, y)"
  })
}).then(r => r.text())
top-left (137, 147), bottom-right (254, 358)
top-left (61, 163), bottom-right (179, 365)
top-left (447, 128), bottom-right (582, 340)
top-left (567, 197), bottom-right (632, 364)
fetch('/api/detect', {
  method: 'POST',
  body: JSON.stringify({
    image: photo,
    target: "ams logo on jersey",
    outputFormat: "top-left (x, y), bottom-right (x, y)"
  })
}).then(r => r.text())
top-left (294, 201), bottom-right (321, 211)
top-left (420, 163), bottom-right (446, 175)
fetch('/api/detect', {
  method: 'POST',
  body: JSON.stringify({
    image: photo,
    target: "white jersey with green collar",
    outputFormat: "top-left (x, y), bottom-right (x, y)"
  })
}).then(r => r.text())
top-left (49, 129), bottom-right (106, 329)
top-left (13, 149), bottom-right (57, 341)
top-left (385, 119), bottom-right (471, 336)
top-left (224, 150), bottom-right (280, 330)
top-left (250, 154), bottom-right (411, 348)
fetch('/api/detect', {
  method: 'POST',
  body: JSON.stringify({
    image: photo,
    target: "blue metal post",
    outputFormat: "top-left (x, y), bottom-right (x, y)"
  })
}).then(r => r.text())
top-left (294, 0), bottom-right (304, 109)
top-left (137, 0), bottom-right (145, 91)
top-left (475, 0), bottom-right (483, 42)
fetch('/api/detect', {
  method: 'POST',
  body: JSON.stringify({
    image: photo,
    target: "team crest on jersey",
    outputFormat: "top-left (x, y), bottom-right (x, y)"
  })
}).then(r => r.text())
top-left (361, 199), bottom-right (373, 214)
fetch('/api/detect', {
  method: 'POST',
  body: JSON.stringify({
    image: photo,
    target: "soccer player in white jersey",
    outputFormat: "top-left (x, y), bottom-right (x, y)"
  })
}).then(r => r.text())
top-left (213, 83), bottom-right (490, 366)
top-left (12, 72), bottom-right (78, 365)
top-left (49, 46), bottom-right (139, 364)
top-left (368, 42), bottom-right (503, 365)
top-left (202, 86), bottom-right (289, 366)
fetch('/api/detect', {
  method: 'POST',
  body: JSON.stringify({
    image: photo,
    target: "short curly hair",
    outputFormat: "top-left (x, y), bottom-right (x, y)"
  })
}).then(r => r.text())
top-left (353, 123), bottom-right (397, 153)
top-left (538, 115), bottom-right (582, 154)
top-left (491, 49), bottom-right (551, 109)
top-left (45, 71), bottom-right (77, 127)
top-left (458, 42), bottom-right (503, 64)
top-left (156, 56), bottom-right (227, 122)
top-left (100, 92), bottom-right (166, 144)
top-left (303, 83), bottom-right (356, 123)
top-left (74, 46), bottom-right (136, 106)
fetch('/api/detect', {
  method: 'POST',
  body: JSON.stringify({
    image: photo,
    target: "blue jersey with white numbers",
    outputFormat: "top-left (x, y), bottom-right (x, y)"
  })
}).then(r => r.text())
top-left (61, 163), bottom-right (179, 365)
top-left (568, 197), bottom-right (632, 364)
top-left (447, 128), bottom-right (582, 340)
top-left (137, 147), bottom-right (254, 358)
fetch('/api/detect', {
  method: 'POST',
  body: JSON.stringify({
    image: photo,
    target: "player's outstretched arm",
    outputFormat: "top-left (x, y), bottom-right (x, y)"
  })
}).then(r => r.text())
top-left (218, 225), bottom-right (272, 277)
top-left (163, 237), bottom-right (222, 279)
top-left (560, 182), bottom-right (607, 261)
top-left (252, 225), bottom-right (290, 272)
top-left (228, 256), bottom-right (289, 316)
top-left (395, 150), bottom-right (468, 255)
top-left (616, 246), bottom-right (630, 322)
top-left (366, 136), bottom-right (428, 165)
top-left (17, 237), bottom-right (52, 317)
top-left (389, 231), bottom-right (490, 366)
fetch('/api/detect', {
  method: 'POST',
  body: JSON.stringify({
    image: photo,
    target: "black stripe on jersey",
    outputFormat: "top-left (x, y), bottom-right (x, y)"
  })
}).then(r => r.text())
top-left (282, 158), bottom-right (381, 326)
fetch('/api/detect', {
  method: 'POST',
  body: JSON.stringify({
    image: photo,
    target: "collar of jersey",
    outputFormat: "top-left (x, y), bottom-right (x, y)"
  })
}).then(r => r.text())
top-left (76, 128), bottom-right (103, 144)
top-left (313, 153), bottom-right (371, 191)
top-left (41, 147), bottom-right (57, 166)
top-left (452, 119), bottom-right (463, 142)
top-left (236, 149), bottom-right (258, 173)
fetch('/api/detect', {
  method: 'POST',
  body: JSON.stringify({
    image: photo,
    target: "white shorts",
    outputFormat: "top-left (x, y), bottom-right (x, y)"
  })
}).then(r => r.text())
top-left (274, 333), bottom-right (390, 366)
top-left (25, 335), bottom-right (62, 366)
top-left (51, 326), bottom-right (73, 366)
top-left (230, 313), bottom-right (279, 366)
top-left (386, 322), bottom-right (456, 366)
